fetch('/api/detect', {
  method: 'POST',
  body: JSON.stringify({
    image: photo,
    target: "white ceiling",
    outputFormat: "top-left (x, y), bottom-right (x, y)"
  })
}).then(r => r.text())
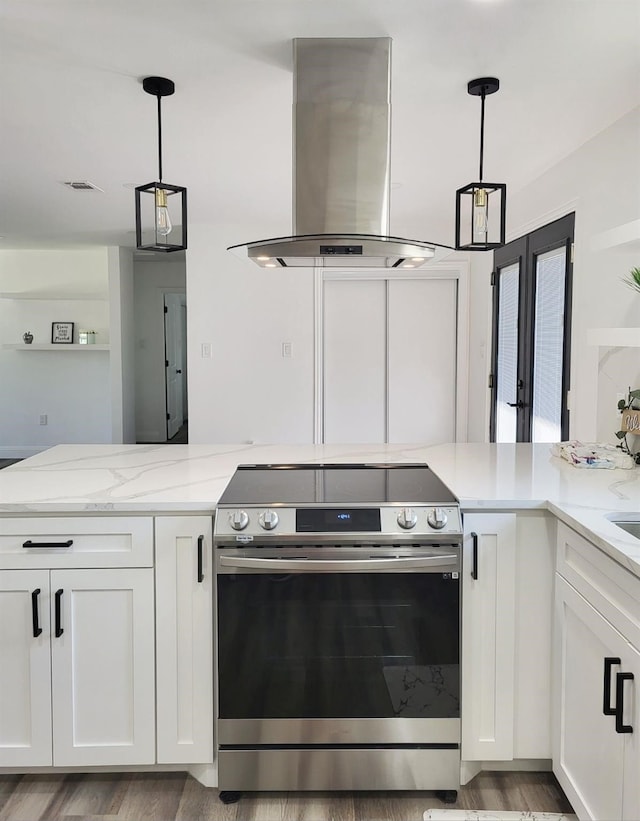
top-left (1, 0), bottom-right (639, 252)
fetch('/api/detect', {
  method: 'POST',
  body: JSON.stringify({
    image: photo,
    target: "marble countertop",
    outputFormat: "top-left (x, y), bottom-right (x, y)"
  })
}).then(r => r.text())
top-left (1, 442), bottom-right (639, 576)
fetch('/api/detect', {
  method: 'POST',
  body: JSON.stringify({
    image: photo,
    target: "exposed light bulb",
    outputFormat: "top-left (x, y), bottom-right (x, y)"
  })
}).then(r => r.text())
top-left (473, 188), bottom-right (488, 241)
top-left (155, 189), bottom-right (172, 237)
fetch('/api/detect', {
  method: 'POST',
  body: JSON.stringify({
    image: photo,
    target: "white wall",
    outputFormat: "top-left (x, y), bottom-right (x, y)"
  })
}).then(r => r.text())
top-left (466, 106), bottom-right (640, 444)
top-left (187, 223), bottom-right (315, 444)
top-left (0, 249), bottom-right (112, 457)
top-left (109, 247), bottom-right (136, 443)
top-left (133, 257), bottom-right (186, 442)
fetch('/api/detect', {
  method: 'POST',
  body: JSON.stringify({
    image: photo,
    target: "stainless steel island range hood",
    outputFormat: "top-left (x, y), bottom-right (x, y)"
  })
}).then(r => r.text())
top-left (228, 38), bottom-right (451, 268)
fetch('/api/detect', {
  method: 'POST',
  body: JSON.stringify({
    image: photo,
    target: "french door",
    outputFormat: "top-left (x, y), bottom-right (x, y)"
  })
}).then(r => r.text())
top-left (490, 214), bottom-right (574, 442)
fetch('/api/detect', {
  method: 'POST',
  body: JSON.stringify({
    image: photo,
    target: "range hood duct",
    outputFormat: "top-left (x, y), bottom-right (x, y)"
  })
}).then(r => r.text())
top-left (229, 38), bottom-right (450, 268)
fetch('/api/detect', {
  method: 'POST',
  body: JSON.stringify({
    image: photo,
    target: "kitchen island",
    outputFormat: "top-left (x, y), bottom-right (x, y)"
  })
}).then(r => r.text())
top-left (1, 442), bottom-right (639, 573)
top-left (1, 442), bottom-right (639, 821)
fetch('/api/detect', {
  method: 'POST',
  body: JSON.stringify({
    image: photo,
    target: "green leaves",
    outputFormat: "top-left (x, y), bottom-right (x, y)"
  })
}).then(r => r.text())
top-left (622, 267), bottom-right (640, 293)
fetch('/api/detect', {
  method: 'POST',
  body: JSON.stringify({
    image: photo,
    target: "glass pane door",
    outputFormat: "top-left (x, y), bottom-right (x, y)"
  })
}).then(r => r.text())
top-left (532, 247), bottom-right (567, 442)
top-left (495, 262), bottom-right (520, 443)
top-left (490, 214), bottom-right (573, 443)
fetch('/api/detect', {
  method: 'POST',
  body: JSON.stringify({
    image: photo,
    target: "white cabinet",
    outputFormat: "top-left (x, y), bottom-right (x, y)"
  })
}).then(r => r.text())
top-left (462, 513), bottom-right (517, 761)
top-left (0, 518), bottom-right (155, 767)
top-left (155, 516), bottom-right (213, 764)
top-left (462, 511), bottom-right (555, 765)
top-left (0, 570), bottom-right (52, 765)
top-left (554, 522), bottom-right (640, 821)
top-left (51, 568), bottom-right (155, 766)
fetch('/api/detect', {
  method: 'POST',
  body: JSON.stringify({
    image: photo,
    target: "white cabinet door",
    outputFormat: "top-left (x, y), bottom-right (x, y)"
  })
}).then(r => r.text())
top-left (462, 513), bottom-right (516, 761)
top-left (622, 643), bottom-right (640, 821)
top-left (155, 516), bottom-right (213, 763)
top-left (0, 570), bottom-right (52, 766)
top-left (50, 567), bottom-right (155, 766)
top-left (554, 575), bottom-right (640, 821)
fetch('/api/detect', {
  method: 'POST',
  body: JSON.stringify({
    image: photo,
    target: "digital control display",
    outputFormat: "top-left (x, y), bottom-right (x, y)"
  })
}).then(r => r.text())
top-left (296, 508), bottom-right (381, 532)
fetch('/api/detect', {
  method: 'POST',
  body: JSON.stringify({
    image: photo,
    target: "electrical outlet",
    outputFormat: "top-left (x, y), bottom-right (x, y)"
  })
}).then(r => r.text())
top-left (201, 342), bottom-right (212, 359)
top-left (282, 341), bottom-right (292, 358)
top-left (39, 414), bottom-right (47, 426)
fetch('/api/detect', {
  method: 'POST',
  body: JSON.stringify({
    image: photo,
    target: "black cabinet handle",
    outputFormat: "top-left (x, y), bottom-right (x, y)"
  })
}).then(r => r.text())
top-left (23, 539), bottom-right (73, 549)
top-left (615, 672), bottom-right (634, 733)
top-left (31, 588), bottom-right (42, 638)
top-left (603, 657), bottom-right (621, 715)
top-left (54, 589), bottom-right (64, 637)
top-left (197, 535), bottom-right (204, 583)
top-left (471, 532), bottom-right (478, 580)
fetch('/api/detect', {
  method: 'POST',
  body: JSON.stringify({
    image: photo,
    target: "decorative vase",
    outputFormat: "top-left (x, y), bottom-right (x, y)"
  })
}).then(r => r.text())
top-left (23, 331), bottom-right (34, 344)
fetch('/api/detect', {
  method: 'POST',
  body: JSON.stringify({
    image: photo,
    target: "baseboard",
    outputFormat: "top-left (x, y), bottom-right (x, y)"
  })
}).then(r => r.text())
top-left (136, 430), bottom-right (167, 443)
top-left (0, 446), bottom-right (46, 459)
top-left (461, 759), bottom-right (552, 785)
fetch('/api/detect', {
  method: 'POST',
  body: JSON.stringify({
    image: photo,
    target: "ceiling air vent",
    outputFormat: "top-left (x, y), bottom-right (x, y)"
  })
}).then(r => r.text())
top-left (62, 181), bottom-right (104, 191)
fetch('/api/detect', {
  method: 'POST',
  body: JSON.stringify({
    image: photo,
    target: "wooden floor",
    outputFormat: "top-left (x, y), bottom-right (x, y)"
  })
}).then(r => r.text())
top-left (0, 771), bottom-right (574, 820)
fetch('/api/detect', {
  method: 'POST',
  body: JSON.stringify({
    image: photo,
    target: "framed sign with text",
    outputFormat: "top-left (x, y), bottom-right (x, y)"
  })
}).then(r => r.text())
top-left (51, 322), bottom-right (74, 344)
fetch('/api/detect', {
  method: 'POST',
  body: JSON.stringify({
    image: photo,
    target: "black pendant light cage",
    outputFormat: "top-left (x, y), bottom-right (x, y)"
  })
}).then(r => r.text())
top-left (135, 77), bottom-right (187, 252)
top-left (455, 78), bottom-right (506, 252)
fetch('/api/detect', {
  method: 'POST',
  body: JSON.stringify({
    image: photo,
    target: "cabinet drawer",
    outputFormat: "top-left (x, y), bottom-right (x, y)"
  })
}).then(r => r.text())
top-left (557, 521), bottom-right (640, 648)
top-left (0, 517), bottom-right (153, 568)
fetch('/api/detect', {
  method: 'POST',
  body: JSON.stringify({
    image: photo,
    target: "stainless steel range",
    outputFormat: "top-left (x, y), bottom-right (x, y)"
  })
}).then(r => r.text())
top-left (214, 463), bottom-right (462, 799)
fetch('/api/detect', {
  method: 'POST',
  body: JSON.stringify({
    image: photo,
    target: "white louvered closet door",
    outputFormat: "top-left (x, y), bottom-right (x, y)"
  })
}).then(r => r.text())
top-left (323, 277), bottom-right (457, 444)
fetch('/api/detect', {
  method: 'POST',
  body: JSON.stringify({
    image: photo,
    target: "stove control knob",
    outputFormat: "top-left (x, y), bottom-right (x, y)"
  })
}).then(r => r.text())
top-left (427, 507), bottom-right (448, 530)
top-left (229, 510), bottom-right (249, 531)
top-left (397, 507), bottom-right (418, 530)
top-left (259, 509), bottom-right (279, 530)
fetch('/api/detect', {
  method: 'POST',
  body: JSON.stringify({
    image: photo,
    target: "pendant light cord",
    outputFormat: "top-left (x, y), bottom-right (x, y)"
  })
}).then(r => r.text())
top-left (157, 94), bottom-right (163, 182)
top-left (478, 88), bottom-right (485, 183)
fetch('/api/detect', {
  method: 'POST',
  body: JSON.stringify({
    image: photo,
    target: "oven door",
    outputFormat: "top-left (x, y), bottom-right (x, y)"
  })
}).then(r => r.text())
top-left (216, 545), bottom-right (460, 746)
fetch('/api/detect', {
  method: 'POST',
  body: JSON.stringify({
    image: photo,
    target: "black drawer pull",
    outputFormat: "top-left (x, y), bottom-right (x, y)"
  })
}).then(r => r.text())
top-left (23, 539), bottom-right (73, 549)
top-left (603, 657), bottom-right (621, 715)
top-left (471, 532), bottom-right (478, 580)
top-left (615, 672), bottom-right (634, 733)
top-left (197, 535), bottom-right (205, 583)
top-left (54, 589), bottom-right (64, 637)
top-left (31, 588), bottom-right (42, 637)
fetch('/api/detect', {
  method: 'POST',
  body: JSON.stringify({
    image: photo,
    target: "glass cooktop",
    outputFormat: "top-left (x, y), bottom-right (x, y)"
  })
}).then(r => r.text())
top-left (218, 463), bottom-right (457, 506)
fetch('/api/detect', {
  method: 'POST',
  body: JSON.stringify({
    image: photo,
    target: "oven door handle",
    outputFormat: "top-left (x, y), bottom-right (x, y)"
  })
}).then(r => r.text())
top-left (218, 554), bottom-right (458, 571)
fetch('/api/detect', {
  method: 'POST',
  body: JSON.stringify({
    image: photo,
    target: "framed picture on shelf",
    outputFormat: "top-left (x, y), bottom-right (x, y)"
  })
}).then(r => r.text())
top-left (51, 322), bottom-right (74, 344)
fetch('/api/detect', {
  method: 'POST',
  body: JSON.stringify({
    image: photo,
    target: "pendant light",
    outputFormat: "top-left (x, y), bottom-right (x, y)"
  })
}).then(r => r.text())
top-left (135, 76), bottom-right (187, 252)
top-left (455, 77), bottom-right (506, 251)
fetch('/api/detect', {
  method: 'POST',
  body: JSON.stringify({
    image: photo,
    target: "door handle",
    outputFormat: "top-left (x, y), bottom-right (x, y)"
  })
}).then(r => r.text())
top-left (603, 657), bottom-right (621, 715)
top-left (219, 554), bottom-right (458, 572)
top-left (197, 534), bottom-right (204, 583)
top-left (615, 672), bottom-right (634, 733)
top-left (471, 532), bottom-right (478, 580)
top-left (507, 401), bottom-right (525, 408)
top-left (54, 589), bottom-right (64, 637)
top-left (31, 588), bottom-right (42, 638)
top-left (176, 369), bottom-right (182, 374)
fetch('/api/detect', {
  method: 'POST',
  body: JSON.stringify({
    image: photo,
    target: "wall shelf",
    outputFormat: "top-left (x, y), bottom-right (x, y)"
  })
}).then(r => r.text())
top-left (587, 328), bottom-right (640, 348)
top-left (3, 343), bottom-right (110, 351)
